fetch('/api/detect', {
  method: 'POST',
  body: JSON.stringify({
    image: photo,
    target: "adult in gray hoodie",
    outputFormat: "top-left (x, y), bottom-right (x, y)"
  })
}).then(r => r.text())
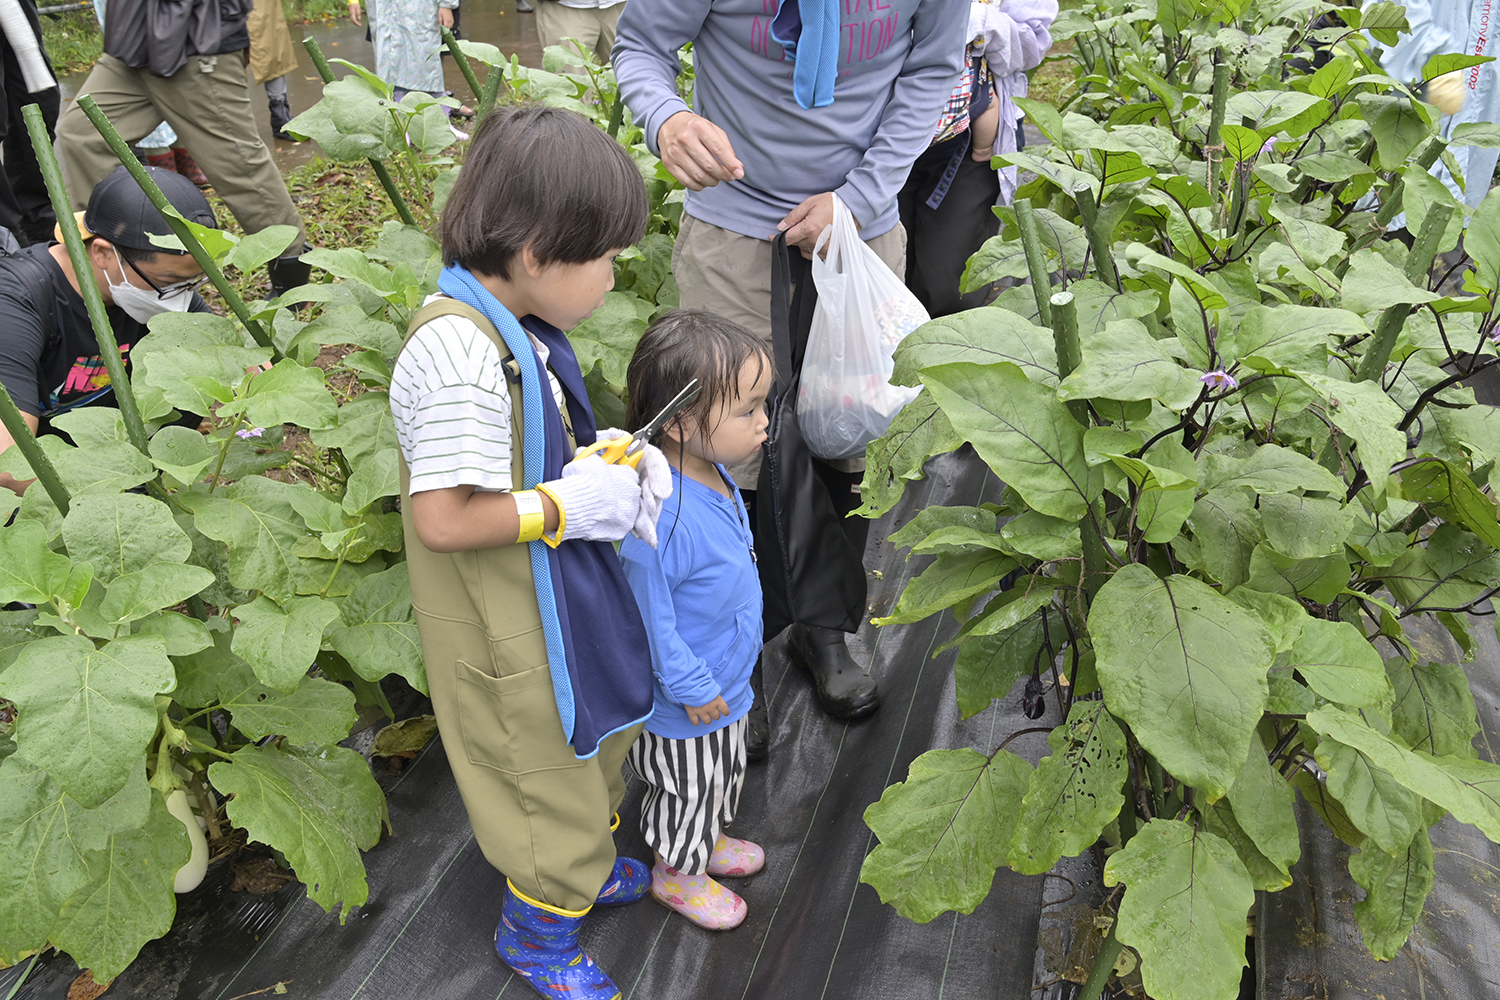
top-left (614, 0), bottom-right (966, 735)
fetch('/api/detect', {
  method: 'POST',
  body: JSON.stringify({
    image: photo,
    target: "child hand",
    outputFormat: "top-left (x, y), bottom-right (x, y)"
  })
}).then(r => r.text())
top-left (438, 5), bottom-right (455, 29)
top-left (542, 454), bottom-right (643, 542)
top-left (686, 696), bottom-right (730, 726)
top-left (347, 0), bottom-right (362, 25)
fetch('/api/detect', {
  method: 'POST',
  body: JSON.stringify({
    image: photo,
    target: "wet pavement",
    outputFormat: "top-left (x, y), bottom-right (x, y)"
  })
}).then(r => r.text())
top-left (59, 0), bottom-right (544, 172)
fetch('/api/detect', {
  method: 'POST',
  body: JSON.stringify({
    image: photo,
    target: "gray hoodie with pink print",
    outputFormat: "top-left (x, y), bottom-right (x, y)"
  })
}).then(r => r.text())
top-left (613, 0), bottom-right (969, 243)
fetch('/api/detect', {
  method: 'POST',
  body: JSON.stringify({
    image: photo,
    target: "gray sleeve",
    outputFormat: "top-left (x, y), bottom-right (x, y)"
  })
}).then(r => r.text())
top-left (833, 0), bottom-right (970, 228)
top-left (612, 0), bottom-right (709, 157)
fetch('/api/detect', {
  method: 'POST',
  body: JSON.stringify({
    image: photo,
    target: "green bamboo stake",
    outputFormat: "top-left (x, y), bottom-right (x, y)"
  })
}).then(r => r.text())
top-left (1206, 60), bottom-right (1229, 212)
top-left (479, 60), bottom-right (505, 122)
top-left (1014, 198), bottom-right (1054, 327)
top-left (302, 35), bottom-right (421, 228)
top-left (23, 103), bottom-right (151, 455)
top-left (0, 380), bottom-right (70, 515)
top-left (1050, 291), bottom-right (1084, 382)
top-left (1403, 201), bottom-right (1454, 287)
top-left (72, 97), bottom-right (279, 358)
top-left (1355, 202), bottom-right (1454, 383)
top-left (1079, 923), bottom-right (1126, 1000)
top-left (1074, 186), bottom-right (1120, 291)
top-left (441, 28), bottom-right (485, 106)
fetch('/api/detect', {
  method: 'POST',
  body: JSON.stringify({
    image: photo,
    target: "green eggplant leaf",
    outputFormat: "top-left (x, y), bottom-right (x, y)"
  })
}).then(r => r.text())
top-left (1315, 738), bottom-right (1424, 854)
top-left (1350, 830), bottom-right (1435, 961)
top-left (231, 595), bottom-right (343, 693)
top-left (1009, 701), bottom-right (1128, 875)
top-left (856, 390), bottom-right (964, 518)
top-left (327, 563), bottom-right (427, 695)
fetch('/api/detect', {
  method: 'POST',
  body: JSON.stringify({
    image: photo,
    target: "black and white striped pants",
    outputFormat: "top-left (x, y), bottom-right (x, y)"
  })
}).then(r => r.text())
top-left (626, 716), bottom-right (749, 875)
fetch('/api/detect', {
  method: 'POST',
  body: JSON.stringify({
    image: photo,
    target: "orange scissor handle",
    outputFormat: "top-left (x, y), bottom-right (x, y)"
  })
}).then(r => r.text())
top-left (574, 434), bottom-right (644, 468)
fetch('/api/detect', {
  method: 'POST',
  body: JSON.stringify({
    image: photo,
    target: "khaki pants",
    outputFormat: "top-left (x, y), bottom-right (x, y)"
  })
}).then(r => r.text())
top-left (56, 52), bottom-right (306, 245)
top-left (672, 213), bottom-right (906, 482)
top-left (535, 1), bottom-right (624, 66)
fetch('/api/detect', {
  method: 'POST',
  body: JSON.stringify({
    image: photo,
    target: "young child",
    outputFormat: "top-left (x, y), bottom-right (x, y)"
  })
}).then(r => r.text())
top-left (618, 310), bottom-right (773, 931)
top-left (390, 106), bottom-right (672, 1000)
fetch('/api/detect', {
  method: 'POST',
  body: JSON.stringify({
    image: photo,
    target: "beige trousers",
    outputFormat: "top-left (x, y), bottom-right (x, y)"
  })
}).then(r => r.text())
top-left (56, 52), bottom-right (306, 245)
top-left (534, 1), bottom-right (625, 66)
top-left (672, 212), bottom-right (907, 482)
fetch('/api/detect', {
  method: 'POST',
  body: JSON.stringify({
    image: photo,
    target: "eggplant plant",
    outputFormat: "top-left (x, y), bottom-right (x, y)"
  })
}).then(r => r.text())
top-left (858, 3), bottom-right (1500, 998)
top-left (0, 46), bottom-right (682, 985)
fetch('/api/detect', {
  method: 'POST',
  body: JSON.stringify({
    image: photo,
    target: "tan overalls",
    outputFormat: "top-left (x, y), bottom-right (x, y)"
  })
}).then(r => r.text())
top-left (397, 299), bottom-right (642, 913)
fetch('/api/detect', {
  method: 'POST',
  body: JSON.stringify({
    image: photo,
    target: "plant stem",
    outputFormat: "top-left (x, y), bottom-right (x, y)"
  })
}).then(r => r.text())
top-left (3, 951), bottom-right (40, 1000)
top-left (1014, 198), bottom-right (1055, 326)
top-left (1357, 137), bottom-right (1448, 251)
top-left (1075, 185), bottom-right (1120, 291)
top-left (606, 88), bottom-right (625, 139)
top-left (301, 35), bottom-right (421, 228)
top-left (71, 98), bottom-right (280, 358)
top-left (22, 104), bottom-right (152, 453)
top-left (440, 27), bottom-right (484, 103)
top-left (1080, 922), bottom-right (1124, 1000)
top-left (0, 380), bottom-right (69, 515)
top-left (1146, 754), bottom-right (1167, 820)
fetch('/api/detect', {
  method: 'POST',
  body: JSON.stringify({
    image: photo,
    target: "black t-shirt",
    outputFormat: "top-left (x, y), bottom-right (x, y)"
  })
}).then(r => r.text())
top-left (0, 243), bottom-right (210, 422)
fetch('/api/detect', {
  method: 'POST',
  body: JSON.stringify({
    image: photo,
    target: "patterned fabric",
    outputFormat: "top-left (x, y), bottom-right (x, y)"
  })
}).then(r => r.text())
top-left (594, 856), bottom-right (651, 906)
top-left (626, 715), bottom-right (749, 875)
top-left (650, 860), bottom-right (747, 930)
top-left (367, 0), bottom-right (458, 93)
top-left (494, 883), bottom-right (622, 999)
top-left (708, 834), bottom-right (765, 877)
top-left (930, 54), bottom-right (987, 146)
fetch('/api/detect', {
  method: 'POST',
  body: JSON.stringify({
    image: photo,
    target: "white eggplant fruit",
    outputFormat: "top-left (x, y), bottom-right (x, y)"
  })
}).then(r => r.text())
top-left (166, 789), bottom-right (209, 893)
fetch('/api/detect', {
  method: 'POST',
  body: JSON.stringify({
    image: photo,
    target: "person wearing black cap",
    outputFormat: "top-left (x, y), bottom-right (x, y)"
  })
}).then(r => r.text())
top-left (0, 164), bottom-right (215, 494)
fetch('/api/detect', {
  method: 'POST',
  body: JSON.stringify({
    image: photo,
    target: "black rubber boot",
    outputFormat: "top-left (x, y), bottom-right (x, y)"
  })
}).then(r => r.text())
top-left (745, 657), bottom-right (769, 761)
top-left (785, 623), bottom-right (879, 719)
top-left (269, 96), bottom-right (299, 142)
top-left (267, 252), bottom-right (311, 301)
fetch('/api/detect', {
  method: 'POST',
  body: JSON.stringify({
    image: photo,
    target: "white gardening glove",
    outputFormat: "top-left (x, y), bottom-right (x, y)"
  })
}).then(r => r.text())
top-left (544, 454), bottom-right (643, 542)
top-left (632, 442), bottom-right (674, 548)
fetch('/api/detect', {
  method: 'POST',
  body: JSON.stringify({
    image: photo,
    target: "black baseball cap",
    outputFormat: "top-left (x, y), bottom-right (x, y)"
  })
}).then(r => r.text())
top-left (82, 164), bottom-right (217, 254)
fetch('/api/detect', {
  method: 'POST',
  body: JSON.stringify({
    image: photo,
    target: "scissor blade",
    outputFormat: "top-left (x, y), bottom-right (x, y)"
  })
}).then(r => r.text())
top-left (636, 379), bottom-right (702, 444)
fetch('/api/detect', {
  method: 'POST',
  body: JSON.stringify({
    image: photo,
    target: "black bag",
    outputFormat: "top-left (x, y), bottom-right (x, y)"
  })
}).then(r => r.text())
top-left (756, 233), bottom-right (867, 640)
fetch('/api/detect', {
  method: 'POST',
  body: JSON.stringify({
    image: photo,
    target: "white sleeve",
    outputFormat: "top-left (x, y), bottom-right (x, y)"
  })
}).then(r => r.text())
top-left (389, 315), bottom-right (516, 495)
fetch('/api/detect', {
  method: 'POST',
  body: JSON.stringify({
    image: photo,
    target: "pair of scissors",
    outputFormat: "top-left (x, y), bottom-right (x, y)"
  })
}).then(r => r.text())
top-left (575, 379), bottom-right (702, 468)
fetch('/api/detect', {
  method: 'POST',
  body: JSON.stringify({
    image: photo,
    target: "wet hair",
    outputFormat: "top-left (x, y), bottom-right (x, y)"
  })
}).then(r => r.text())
top-left (625, 310), bottom-right (773, 442)
top-left (439, 105), bottom-right (649, 279)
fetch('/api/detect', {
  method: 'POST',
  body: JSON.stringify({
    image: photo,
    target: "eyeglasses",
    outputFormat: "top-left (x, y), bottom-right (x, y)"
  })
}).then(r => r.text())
top-left (123, 255), bottom-right (208, 299)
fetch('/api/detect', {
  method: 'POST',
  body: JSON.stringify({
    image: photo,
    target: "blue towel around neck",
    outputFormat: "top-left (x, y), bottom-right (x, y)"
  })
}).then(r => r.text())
top-left (771, 0), bottom-right (840, 109)
top-left (436, 263), bottom-right (655, 759)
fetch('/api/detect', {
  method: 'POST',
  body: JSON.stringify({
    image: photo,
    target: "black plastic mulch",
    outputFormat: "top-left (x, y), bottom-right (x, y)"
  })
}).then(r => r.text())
top-left (3, 448), bottom-right (1059, 1000)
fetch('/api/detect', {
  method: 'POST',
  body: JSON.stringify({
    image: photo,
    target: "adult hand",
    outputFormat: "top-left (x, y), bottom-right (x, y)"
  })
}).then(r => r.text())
top-left (658, 111), bottom-right (743, 191)
top-left (438, 5), bottom-right (454, 28)
top-left (777, 192), bottom-right (846, 259)
top-left (347, 0), bottom-right (362, 25)
top-left (685, 696), bottom-right (730, 726)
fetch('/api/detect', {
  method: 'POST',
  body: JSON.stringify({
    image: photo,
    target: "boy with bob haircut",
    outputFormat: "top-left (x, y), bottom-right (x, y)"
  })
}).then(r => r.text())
top-left (390, 106), bottom-right (670, 1000)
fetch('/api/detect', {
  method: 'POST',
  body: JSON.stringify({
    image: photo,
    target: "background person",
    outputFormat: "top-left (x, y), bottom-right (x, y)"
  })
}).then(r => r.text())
top-left (535, 0), bottom-right (624, 67)
top-left (0, 165), bottom-right (216, 494)
top-left (614, 0), bottom-right (968, 739)
top-left (0, 0), bottom-right (58, 246)
top-left (350, 0), bottom-right (472, 113)
top-left (55, 0), bottom-right (310, 298)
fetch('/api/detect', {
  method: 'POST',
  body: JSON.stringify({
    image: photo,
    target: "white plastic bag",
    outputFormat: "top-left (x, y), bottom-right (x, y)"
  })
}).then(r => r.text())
top-left (796, 195), bottom-right (927, 461)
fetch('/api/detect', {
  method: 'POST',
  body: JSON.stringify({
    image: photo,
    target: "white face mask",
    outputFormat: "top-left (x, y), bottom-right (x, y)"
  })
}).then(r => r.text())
top-left (105, 247), bottom-right (194, 324)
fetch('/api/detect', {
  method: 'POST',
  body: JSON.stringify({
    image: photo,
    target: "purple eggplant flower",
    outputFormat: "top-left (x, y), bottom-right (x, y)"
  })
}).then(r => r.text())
top-left (1260, 136), bottom-right (1278, 156)
top-left (1199, 370), bottom-right (1239, 391)
top-left (236, 427), bottom-right (265, 440)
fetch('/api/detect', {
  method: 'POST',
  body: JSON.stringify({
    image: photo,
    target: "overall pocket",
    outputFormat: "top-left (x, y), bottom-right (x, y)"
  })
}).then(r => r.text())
top-left (455, 660), bottom-right (573, 774)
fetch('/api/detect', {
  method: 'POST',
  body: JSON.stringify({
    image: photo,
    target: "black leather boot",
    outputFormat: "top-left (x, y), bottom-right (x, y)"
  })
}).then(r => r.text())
top-left (745, 657), bottom-right (769, 761)
top-left (785, 623), bottom-right (879, 719)
top-left (267, 252), bottom-right (311, 301)
top-left (269, 95), bottom-right (300, 142)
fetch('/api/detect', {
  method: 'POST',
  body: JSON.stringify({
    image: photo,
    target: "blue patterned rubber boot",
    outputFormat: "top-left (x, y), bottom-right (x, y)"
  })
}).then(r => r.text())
top-left (595, 856), bottom-right (650, 906)
top-left (494, 881), bottom-right (622, 1000)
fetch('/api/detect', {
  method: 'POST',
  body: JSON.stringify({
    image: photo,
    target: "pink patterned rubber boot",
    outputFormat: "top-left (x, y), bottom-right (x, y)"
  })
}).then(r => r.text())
top-left (650, 860), bottom-right (747, 930)
top-left (707, 835), bottom-right (764, 877)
